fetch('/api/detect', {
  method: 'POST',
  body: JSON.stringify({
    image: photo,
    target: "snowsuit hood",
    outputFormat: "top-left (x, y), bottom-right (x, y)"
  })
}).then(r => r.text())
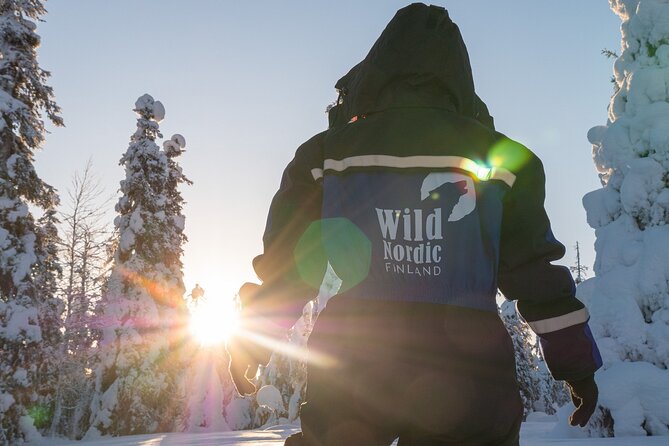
top-left (330, 3), bottom-right (493, 128)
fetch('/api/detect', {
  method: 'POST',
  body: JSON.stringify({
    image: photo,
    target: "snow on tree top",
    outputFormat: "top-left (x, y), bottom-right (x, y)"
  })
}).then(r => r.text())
top-left (152, 100), bottom-right (165, 121)
top-left (133, 93), bottom-right (165, 122)
top-left (163, 140), bottom-right (181, 156)
top-left (134, 93), bottom-right (154, 111)
top-left (171, 133), bottom-right (186, 148)
top-left (164, 134), bottom-right (186, 156)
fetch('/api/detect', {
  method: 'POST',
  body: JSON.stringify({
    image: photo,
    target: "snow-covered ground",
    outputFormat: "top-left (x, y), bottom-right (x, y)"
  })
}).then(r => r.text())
top-left (35, 422), bottom-right (666, 445)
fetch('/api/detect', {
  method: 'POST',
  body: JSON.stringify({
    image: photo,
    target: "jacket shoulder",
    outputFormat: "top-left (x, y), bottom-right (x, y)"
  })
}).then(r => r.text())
top-left (295, 131), bottom-right (326, 159)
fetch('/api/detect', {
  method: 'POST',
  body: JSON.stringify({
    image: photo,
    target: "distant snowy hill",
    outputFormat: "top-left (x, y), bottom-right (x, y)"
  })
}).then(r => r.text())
top-left (33, 422), bottom-right (667, 445)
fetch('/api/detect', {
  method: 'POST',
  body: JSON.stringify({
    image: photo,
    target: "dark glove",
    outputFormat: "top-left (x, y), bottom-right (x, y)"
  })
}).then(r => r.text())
top-left (566, 375), bottom-right (598, 427)
top-left (284, 432), bottom-right (306, 446)
top-left (227, 334), bottom-right (271, 396)
top-left (227, 283), bottom-right (282, 395)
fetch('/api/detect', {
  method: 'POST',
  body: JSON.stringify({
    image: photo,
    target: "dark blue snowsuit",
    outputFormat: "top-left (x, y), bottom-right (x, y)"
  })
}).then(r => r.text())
top-left (251, 4), bottom-right (602, 445)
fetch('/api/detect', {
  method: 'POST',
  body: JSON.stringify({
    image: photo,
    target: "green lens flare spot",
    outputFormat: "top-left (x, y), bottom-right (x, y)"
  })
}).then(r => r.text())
top-left (293, 222), bottom-right (328, 290)
top-left (27, 404), bottom-right (52, 428)
top-left (294, 218), bottom-right (371, 293)
top-left (487, 138), bottom-right (531, 172)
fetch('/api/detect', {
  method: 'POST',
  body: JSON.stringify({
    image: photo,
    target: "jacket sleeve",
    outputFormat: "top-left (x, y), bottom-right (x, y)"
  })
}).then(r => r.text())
top-left (498, 152), bottom-right (602, 381)
top-left (250, 133), bottom-right (325, 329)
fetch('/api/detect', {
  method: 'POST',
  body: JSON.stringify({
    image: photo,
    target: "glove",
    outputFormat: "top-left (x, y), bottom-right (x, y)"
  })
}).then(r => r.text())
top-left (284, 432), bottom-right (306, 446)
top-left (227, 334), bottom-right (271, 396)
top-left (227, 282), bottom-right (282, 395)
top-left (566, 375), bottom-right (598, 427)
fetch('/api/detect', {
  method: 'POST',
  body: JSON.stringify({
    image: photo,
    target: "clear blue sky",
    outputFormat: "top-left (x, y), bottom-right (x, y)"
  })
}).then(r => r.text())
top-left (35, 1), bottom-right (621, 299)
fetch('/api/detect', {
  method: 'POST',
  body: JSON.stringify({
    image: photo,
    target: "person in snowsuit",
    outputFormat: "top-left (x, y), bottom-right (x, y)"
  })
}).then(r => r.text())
top-left (190, 283), bottom-right (205, 303)
top-left (227, 4), bottom-right (602, 445)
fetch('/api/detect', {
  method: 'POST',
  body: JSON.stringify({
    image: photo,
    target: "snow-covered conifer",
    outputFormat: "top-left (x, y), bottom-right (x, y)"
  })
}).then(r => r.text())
top-left (500, 301), bottom-right (539, 418)
top-left (87, 95), bottom-right (190, 437)
top-left (0, 0), bottom-right (62, 442)
top-left (582, 0), bottom-right (669, 436)
top-left (32, 210), bottom-right (64, 431)
top-left (499, 301), bottom-right (568, 418)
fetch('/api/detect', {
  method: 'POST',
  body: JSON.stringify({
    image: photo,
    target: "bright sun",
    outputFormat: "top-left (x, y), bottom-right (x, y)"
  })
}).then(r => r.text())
top-left (189, 295), bottom-right (240, 345)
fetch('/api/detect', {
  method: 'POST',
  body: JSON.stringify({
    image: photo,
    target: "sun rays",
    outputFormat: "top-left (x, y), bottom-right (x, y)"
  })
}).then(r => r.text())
top-left (189, 295), bottom-right (240, 346)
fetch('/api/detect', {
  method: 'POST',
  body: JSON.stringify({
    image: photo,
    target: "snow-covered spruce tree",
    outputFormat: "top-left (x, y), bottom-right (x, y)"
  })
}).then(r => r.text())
top-left (500, 301), bottom-right (538, 418)
top-left (581, 0), bottom-right (669, 437)
top-left (0, 0), bottom-right (63, 443)
top-left (32, 209), bottom-right (64, 431)
top-left (499, 301), bottom-right (568, 419)
top-left (87, 95), bottom-right (190, 437)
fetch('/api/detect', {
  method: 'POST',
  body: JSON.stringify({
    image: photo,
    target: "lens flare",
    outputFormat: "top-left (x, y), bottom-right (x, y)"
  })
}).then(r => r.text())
top-left (487, 137), bottom-right (531, 171)
top-left (189, 296), bottom-right (239, 345)
top-left (234, 325), bottom-right (340, 369)
top-left (294, 218), bottom-right (371, 293)
top-left (475, 164), bottom-right (492, 181)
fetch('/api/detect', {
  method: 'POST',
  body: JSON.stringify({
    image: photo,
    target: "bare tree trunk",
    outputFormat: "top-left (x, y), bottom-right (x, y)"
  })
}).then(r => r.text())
top-left (50, 160), bottom-right (113, 438)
